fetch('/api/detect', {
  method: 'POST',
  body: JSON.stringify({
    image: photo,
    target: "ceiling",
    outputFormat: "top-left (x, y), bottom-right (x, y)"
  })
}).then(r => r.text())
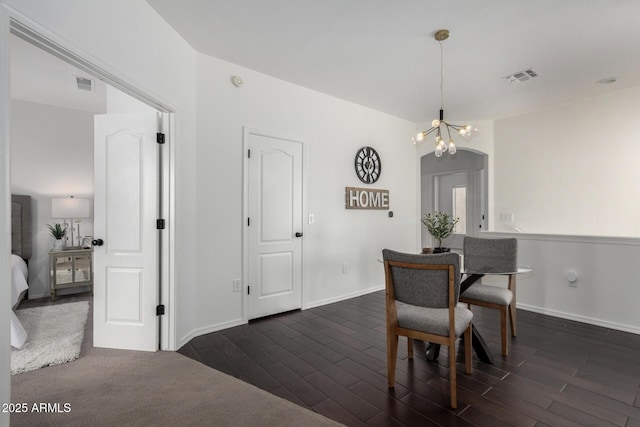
top-left (9, 1), bottom-right (640, 123)
top-left (10, 34), bottom-right (107, 113)
top-left (146, 0), bottom-right (640, 123)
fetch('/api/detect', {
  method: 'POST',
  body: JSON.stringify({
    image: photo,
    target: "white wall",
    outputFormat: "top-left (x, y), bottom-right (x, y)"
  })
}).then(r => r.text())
top-left (484, 232), bottom-right (640, 334)
top-left (10, 100), bottom-right (94, 298)
top-left (493, 86), bottom-right (640, 237)
top-left (0, 7), bottom-right (11, 422)
top-left (190, 54), bottom-right (418, 341)
top-left (106, 85), bottom-right (156, 114)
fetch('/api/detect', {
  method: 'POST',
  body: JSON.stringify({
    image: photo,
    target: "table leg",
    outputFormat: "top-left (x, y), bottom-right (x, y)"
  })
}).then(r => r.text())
top-left (426, 342), bottom-right (441, 361)
top-left (426, 325), bottom-right (494, 364)
top-left (471, 324), bottom-right (493, 364)
top-left (508, 274), bottom-right (517, 337)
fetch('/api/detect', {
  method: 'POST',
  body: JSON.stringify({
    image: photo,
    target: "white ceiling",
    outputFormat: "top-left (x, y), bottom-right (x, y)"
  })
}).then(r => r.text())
top-left (146, 0), bottom-right (640, 123)
top-left (10, 35), bottom-right (107, 113)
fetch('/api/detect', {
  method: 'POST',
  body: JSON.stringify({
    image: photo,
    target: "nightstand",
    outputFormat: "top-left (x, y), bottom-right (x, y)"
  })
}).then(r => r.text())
top-left (49, 248), bottom-right (93, 302)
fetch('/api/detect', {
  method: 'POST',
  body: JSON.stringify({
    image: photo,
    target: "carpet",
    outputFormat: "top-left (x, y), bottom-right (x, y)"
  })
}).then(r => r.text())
top-left (11, 301), bottom-right (89, 375)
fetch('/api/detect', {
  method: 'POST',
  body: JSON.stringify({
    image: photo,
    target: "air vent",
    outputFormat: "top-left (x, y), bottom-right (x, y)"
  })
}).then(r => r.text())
top-left (76, 76), bottom-right (93, 91)
top-left (503, 68), bottom-right (539, 84)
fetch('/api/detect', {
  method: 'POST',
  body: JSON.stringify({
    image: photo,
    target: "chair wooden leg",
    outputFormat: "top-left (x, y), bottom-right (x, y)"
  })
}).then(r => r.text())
top-left (500, 306), bottom-right (508, 356)
top-left (407, 337), bottom-right (414, 359)
top-left (387, 333), bottom-right (398, 388)
top-left (508, 274), bottom-right (517, 337)
top-left (449, 342), bottom-right (457, 409)
top-left (464, 326), bottom-right (472, 374)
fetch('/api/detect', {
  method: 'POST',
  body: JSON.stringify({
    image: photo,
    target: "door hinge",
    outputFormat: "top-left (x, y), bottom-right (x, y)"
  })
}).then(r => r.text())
top-left (248, 149), bottom-right (251, 158)
top-left (247, 217), bottom-right (250, 226)
top-left (156, 304), bottom-right (165, 316)
top-left (157, 219), bottom-right (165, 230)
top-left (247, 285), bottom-right (250, 295)
top-left (157, 132), bottom-right (165, 144)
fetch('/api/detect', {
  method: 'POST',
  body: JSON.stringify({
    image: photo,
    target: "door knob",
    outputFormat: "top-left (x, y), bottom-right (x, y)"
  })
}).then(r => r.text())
top-left (295, 232), bottom-right (303, 238)
top-left (92, 238), bottom-right (104, 246)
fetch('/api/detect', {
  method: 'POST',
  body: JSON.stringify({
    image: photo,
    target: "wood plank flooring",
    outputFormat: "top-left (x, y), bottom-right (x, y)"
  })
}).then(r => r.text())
top-left (178, 291), bottom-right (640, 426)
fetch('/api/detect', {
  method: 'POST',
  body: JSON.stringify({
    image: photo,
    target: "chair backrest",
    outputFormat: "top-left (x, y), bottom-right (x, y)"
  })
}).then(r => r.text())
top-left (382, 249), bottom-right (460, 308)
top-left (463, 236), bottom-right (517, 273)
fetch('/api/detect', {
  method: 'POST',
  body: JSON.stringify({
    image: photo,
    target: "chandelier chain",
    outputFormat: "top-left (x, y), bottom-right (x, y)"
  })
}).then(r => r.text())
top-left (440, 40), bottom-right (444, 110)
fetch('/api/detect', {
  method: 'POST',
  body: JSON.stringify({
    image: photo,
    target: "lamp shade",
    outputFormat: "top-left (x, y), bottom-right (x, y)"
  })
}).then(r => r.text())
top-left (51, 197), bottom-right (90, 219)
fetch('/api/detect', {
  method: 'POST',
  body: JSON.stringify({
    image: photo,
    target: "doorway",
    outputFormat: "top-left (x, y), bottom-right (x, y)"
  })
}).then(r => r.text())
top-left (421, 149), bottom-right (488, 250)
top-left (6, 20), bottom-right (174, 351)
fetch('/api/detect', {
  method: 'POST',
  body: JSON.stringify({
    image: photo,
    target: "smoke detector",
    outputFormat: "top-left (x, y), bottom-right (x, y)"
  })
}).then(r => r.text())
top-left (503, 68), bottom-right (539, 84)
top-left (76, 76), bottom-right (94, 91)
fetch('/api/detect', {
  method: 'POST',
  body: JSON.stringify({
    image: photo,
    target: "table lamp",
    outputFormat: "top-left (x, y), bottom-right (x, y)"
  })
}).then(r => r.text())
top-left (51, 196), bottom-right (91, 248)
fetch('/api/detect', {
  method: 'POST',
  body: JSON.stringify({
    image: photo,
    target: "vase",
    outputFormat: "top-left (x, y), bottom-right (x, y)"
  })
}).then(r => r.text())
top-left (53, 239), bottom-right (63, 250)
top-left (433, 247), bottom-right (450, 254)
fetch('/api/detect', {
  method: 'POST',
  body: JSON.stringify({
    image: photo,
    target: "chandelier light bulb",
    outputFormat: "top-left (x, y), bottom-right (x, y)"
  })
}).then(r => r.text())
top-left (416, 132), bottom-right (425, 142)
top-left (439, 139), bottom-right (448, 153)
top-left (458, 128), bottom-right (466, 136)
top-left (448, 140), bottom-right (456, 154)
top-left (432, 119), bottom-right (440, 127)
top-left (435, 144), bottom-right (443, 157)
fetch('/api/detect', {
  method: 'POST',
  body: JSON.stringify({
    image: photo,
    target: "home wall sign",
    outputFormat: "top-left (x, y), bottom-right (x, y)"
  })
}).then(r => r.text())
top-left (345, 187), bottom-right (389, 210)
top-left (354, 146), bottom-right (381, 184)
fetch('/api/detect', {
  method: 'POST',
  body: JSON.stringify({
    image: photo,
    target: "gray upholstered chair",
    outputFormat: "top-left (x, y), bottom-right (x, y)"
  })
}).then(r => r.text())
top-left (460, 236), bottom-right (517, 356)
top-left (382, 249), bottom-right (472, 409)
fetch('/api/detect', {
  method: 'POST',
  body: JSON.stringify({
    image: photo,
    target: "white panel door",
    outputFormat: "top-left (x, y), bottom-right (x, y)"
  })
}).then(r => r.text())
top-left (94, 113), bottom-right (158, 351)
top-left (248, 131), bottom-right (303, 319)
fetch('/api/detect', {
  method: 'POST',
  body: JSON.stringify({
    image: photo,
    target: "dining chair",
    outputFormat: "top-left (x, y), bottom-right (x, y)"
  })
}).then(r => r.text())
top-left (382, 249), bottom-right (473, 409)
top-left (460, 236), bottom-right (517, 356)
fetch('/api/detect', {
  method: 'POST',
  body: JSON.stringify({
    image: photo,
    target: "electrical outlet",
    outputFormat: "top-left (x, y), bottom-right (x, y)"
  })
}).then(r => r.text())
top-left (500, 213), bottom-right (514, 222)
top-left (342, 263), bottom-right (348, 274)
top-left (233, 279), bottom-right (241, 292)
top-left (308, 214), bottom-right (315, 224)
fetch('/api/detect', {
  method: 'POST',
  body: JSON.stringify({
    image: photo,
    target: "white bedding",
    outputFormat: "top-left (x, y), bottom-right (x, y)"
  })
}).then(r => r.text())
top-left (11, 254), bottom-right (28, 349)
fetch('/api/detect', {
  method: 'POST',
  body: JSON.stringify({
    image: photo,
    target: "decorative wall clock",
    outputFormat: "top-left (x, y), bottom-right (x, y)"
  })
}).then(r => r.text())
top-left (354, 146), bottom-right (381, 184)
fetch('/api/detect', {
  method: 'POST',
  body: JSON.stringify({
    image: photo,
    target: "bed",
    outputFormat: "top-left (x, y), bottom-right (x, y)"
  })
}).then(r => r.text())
top-left (11, 194), bottom-right (32, 349)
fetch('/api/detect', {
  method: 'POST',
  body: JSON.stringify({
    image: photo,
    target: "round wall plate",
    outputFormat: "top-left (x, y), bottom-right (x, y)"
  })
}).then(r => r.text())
top-left (232, 75), bottom-right (243, 87)
top-left (354, 146), bottom-right (381, 184)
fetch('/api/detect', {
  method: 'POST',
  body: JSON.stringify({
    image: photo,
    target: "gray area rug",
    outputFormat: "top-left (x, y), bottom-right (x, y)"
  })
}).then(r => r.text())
top-left (11, 349), bottom-right (341, 426)
top-left (11, 301), bottom-right (89, 375)
top-left (11, 300), bottom-right (341, 426)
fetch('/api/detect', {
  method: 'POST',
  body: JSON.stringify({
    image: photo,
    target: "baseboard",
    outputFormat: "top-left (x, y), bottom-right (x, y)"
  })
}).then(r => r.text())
top-left (178, 287), bottom-right (385, 348)
top-left (305, 285), bottom-right (384, 310)
top-left (517, 303), bottom-right (640, 335)
top-left (178, 318), bottom-right (246, 349)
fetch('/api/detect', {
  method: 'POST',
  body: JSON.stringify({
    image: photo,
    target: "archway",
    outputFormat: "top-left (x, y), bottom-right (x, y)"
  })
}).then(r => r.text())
top-left (420, 149), bottom-right (488, 250)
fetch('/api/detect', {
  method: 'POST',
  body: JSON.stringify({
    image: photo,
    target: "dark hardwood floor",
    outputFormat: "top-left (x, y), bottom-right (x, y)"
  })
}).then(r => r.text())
top-left (178, 291), bottom-right (640, 426)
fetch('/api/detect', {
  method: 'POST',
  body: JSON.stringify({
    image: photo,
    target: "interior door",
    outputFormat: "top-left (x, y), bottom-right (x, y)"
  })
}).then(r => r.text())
top-left (247, 130), bottom-right (303, 319)
top-left (93, 112), bottom-right (158, 351)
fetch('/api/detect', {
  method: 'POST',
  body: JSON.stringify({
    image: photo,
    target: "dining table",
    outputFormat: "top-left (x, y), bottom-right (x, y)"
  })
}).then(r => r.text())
top-left (426, 265), bottom-right (532, 364)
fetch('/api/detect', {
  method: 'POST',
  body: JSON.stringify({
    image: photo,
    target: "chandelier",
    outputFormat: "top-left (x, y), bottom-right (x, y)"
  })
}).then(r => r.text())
top-left (413, 29), bottom-right (472, 157)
